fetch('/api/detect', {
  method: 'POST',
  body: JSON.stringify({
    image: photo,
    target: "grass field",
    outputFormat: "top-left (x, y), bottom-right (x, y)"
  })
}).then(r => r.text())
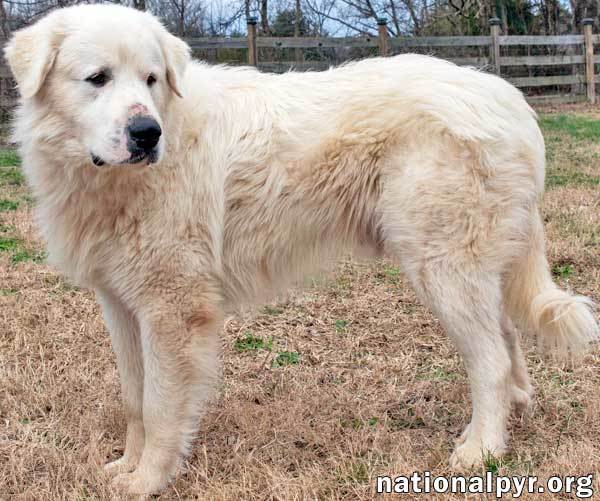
top-left (1, 109), bottom-right (599, 500)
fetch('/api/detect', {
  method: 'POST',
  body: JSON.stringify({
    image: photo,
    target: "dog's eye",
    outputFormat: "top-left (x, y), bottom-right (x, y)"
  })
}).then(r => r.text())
top-left (147, 74), bottom-right (157, 87)
top-left (85, 71), bottom-right (109, 87)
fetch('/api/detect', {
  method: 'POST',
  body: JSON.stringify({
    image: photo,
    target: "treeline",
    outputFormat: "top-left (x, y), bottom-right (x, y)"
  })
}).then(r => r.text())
top-left (0, 0), bottom-right (597, 40)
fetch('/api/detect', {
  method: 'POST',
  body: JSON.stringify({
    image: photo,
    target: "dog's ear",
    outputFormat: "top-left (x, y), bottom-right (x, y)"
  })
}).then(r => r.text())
top-left (4, 12), bottom-right (65, 99)
top-left (160, 31), bottom-right (190, 98)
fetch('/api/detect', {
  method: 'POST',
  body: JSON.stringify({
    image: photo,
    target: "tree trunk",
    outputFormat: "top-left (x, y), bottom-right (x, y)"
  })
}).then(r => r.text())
top-left (260, 0), bottom-right (269, 35)
top-left (178, 0), bottom-right (185, 36)
top-left (295, 0), bottom-right (303, 62)
top-left (0, 0), bottom-right (10, 40)
top-left (569, 0), bottom-right (583, 93)
top-left (500, 0), bottom-right (508, 34)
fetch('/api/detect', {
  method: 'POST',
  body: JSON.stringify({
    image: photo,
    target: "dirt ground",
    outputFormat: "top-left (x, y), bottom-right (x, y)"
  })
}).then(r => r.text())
top-left (1, 107), bottom-right (599, 500)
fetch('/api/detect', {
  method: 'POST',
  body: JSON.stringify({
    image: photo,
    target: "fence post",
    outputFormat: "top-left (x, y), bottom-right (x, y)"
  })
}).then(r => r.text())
top-left (582, 18), bottom-right (595, 104)
top-left (489, 17), bottom-right (501, 75)
top-left (377, 18), bottom-right (389, 57)
top-left (247, 17), bottom-right (258, 67)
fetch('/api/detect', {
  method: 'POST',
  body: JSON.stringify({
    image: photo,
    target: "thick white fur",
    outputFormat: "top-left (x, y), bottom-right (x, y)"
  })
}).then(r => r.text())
top-left (5, 4), bottom-right (599, 495)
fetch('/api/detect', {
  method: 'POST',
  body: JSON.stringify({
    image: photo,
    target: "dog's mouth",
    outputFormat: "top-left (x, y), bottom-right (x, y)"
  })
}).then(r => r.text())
top-left (91, 154), bottom-right (105, 167)
top-left (128, 147), bottom-right (159, 165)
top-left (90, 148), bottom-right (159, 168)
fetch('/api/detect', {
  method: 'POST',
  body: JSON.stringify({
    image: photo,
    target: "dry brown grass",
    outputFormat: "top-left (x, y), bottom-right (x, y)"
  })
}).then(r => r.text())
top-left (1, 110), bottom-right (599, 500)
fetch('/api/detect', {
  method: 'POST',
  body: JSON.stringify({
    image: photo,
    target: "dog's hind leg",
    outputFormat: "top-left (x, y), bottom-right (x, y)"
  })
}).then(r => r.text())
top-left (417, 263), bottom-right (512, 469)
top-left (111, 289), bottom-right (221, 495)
top-left (427, 264), bottom-right (511, 469)
top-left (454, 314), bottom-right (533, 448)
top-left (97, 289), bottom-right (145, 475)
top-left (501, 314), bottom-right (534, 414)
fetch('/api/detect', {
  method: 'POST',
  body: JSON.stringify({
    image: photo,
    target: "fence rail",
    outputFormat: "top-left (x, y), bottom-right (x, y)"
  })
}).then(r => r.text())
top-left (186, 33), bottom-right (589, 49)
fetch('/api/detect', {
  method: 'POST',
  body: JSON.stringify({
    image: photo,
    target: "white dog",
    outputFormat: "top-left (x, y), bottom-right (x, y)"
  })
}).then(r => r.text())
top-left (5, 4), bottom-right (598, 495)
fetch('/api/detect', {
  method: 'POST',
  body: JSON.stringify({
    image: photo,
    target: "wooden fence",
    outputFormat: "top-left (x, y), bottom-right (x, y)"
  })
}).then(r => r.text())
top-left (1, 17), bottom-right (599, 139)
top-left (187, 17), bottom-right (599, 106)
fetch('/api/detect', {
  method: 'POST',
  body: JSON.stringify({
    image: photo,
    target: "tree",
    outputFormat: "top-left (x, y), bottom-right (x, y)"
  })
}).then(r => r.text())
top-left (0, 0), bottom-right (10, 39)
top-left (260, 0), bottom-right (269, 33)
top-left (271, 7), bottom-right (310, 35)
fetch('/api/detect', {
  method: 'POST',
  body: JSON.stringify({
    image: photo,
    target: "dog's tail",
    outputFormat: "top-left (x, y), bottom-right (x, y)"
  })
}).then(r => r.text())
top-left (503, 207), bottom-right (599, 359)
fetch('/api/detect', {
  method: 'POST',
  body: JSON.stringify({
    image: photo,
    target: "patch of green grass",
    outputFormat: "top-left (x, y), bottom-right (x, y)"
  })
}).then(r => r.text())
top-left (383, 264), bottom-right (401, 281)
top-left (539, 114), bottom-right (600, 141)
top-left (0, 234), bottom-right (46, 263)
top-left (0, 237), bottom-right (20, 251)
top-left (484, 453), bottom-right (501, 475)
top-left (272, 350), bottom-right (299, 368)
top-left (0, 165), bottom-right (25, 186)
top-left (551, 263), bottom-right (574, 279)
top-left (0, 149), bottom-right (20, 167)
top-left (482, 453), bottom-right (532, 475)
top-left (367, 417), bottom-right (379, 427)
top-left (481, 453), bottom-right (532, 476)
top-left (334, 319), bottom-right (348, 332)
top-left (0, 149), bottom-right (24, 187)
top-left (0, 287), bottom-right (19, 296)
top-left (0, 199), bottom-right (19, 211)
top-left (374, 263), bottom-right (402, 284)
top-left (546, 171), bottom-right (599, 189)
top-left (541, 114), bottom-right (600, 190)
top-left (11, 249), bottom-right (46, 264)
top-left (234, 333), bottom-right (273, 352)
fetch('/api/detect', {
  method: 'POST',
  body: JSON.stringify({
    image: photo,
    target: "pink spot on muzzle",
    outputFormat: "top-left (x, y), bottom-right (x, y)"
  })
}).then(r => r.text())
top-left (129, 103), bottom-right (149, 116)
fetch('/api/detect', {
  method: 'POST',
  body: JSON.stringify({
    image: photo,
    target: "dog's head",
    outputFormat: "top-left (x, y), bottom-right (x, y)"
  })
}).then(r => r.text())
top-left (4, 5), bottom-right (190, 168)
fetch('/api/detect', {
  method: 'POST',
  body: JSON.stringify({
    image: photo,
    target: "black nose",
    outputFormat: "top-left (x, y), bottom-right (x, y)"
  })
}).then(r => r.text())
top-left (127, 116), bottom-right (162, 151)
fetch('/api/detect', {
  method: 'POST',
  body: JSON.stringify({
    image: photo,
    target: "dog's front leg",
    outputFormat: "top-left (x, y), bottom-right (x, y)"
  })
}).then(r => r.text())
top-left (97, 289), bottom-right (145, 475)
top-left (112, 292), bottom-right (221, 495)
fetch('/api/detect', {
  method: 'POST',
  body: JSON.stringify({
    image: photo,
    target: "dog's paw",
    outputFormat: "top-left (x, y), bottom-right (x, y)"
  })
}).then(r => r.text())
top-left (449, 441), bottom-right (506, 472)
top-left (111, 470), bottom-right (166, 496)
top-left (511, 385), bottom-right (534, 416)
top-left (104, 456), bottom-right (138, 476)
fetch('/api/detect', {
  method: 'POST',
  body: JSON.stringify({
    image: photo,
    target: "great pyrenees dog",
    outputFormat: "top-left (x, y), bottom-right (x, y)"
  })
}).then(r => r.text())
top-left (5, 4), bottom-right (599, 495)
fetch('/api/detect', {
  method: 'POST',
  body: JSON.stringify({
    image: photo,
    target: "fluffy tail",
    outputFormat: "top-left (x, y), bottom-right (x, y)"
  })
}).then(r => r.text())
top-left (503, 207), bottom-right (599, 358)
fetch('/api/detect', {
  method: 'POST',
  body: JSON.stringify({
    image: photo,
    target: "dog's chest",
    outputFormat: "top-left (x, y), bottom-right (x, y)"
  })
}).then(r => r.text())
top-left (39, 191), bottom-right (143, 286)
